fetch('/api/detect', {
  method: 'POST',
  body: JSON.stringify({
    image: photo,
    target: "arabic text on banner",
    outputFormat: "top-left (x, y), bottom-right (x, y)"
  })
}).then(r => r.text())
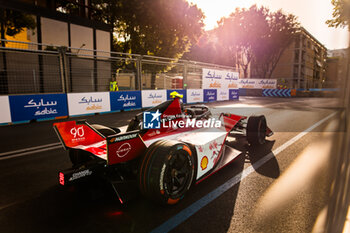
top-left (141, 90), bottom-right (167, 108)
top-left (9, 94), bottom-right (68, 122)
top-left (202, 68), bottom-right (239, 89)
top-left (110, 91), bottom-right (142, 111)
top-left (186, 89), bottom-right (203, 103)
top-left (67, 92), bottom-right (111, 116)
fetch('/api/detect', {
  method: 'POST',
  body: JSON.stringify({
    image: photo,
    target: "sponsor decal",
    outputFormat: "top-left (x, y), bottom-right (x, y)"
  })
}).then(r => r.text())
top-left (110, 91), bottom-right (142, 111)
top-left (70, 126), bottom-right (85, 143)
top-left (204, 89), bottom-right (217, 102)
top-left (78, 96), bottom-right (103, 111)
top-left (69, 169), bottom-right (92, 181)
top-left (239, 79), bottom-right (256, 88)
top-left (229, 89), bottom-right (239, 100)
top-left (67, 92), bottom-right (110, 116)
top-left (9, 94), bottom-right (68, 122)
top-left (117, 94), bottom-right (137, 107)
top-left (116, 143), bottom-right (131, 158)
top-left (111, 133), bottom-right (138, 143)
top-left (187, 89), bottom-right (203, 103)
top-left (203, 68), bottom-right (239, 89)
top-left (142, 90), bottom-right (167, 108)
top-left (201, 156), bottom-right (208, 170)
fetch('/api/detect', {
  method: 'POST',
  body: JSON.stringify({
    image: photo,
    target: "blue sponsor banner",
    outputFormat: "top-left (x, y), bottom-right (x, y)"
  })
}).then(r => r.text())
top-left (229, 89), bottom-right (239, 100)
top-left (166, 89), bottom-right (187, 103)
top-left (110, 91), bottom-right (142, 111)
top-left (203, 89), bottom-right (217, 102)
top-left (9, 94), bottom-right (68, 122)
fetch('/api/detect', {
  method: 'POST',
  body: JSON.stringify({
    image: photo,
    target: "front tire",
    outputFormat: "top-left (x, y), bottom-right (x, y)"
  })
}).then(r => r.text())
top-left (138, 140), bottom-right (195, 205)
top-left (247, 115), bottom-right (267, 145)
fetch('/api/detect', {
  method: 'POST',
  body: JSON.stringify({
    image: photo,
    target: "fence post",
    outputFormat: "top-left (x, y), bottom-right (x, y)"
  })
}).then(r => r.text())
top-left (183, 61), bottom-right (188, 89)
top-left (58, 46), bottom-right (68, 93)
top-left (136, 56), bottom-right (142, 90)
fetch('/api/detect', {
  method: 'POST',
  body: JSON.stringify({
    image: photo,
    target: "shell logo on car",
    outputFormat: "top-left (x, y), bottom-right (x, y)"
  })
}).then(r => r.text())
top-left (201, 156), bottom-right (208, 170)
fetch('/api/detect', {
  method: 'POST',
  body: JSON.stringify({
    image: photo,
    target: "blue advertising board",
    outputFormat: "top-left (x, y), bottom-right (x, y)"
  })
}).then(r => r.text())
top-left (110, 91), bottom-right (142, 111)
top-left (229, 89), bottom-right (239, 100)
top-left (203, 89), bottom-right (217, 102)
top-left (9, 94), bottom-right (68, 122)
top-left (166, 89), bottom-right (187, 103)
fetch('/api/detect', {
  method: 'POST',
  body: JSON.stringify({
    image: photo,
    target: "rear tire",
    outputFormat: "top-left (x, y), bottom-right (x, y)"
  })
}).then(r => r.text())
top-left (69, 149), bottom-right (93, 167)
top-left (247, 115), bottom-right (267, 145)
top-left (138, 140), bottom-right (195, 205)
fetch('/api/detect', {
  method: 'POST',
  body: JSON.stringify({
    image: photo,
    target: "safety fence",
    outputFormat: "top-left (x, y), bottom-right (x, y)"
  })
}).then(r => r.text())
top-left (0, 89), bottom-right (239, 124)
top-left (0, 39), bottom-right (236, 95)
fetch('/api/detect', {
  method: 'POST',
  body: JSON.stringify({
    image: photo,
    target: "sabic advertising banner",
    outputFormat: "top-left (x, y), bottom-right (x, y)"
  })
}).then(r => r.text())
top-left (238, 79), bottom-right (277, 89)
top-left (68, 92), bottom-right (110, 116)
top-left (217, 89), bottom-right (229, 101)
top-left (9, 94), bottom-right (68, 122)
top-left (141, 90), bottom-right (167, 108)
top-left (256, 79), bottom-right (277, 89)
top-left (203, 89), bottom-right (217, 102)
top-left (110, 91), bottom-right (142, 111)
top-left (202, 68), bottom-right (239, 89)
top-left (186, 89), bottom-right (203, 103)
top-left (0, 96), bottom-right (11, 123)
top-left (238, 79), bottom-right (257, 89)
top-left (229, 89), bottom-right (239, 100)
top-left (166, 89), bottom-right (187, 103)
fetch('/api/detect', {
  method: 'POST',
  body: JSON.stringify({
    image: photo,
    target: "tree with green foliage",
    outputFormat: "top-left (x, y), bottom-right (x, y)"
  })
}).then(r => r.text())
top-left (215, 5), bottom-right (299, 78)
top-left (88, 0), bottom-right (205, 88)
top-left (326, 0), bottom-right (350, 28)
top-left (182, 30), bottom-right (234, 67)
top-left (0, 9), bottom-right (36, 46)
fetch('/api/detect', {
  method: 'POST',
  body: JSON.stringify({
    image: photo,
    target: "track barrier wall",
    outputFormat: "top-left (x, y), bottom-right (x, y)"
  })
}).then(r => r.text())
top-left (2, 87), bottom-right (339, 124)
top-left (1, 89), bottom-right (240, 124)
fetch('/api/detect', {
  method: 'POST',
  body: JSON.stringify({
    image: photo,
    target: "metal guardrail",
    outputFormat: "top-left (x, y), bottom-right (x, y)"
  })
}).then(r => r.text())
top-left (0, 39), bottom-right (236, 95)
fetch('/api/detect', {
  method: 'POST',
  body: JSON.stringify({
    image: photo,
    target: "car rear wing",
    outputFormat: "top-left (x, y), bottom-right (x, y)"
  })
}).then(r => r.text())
top-left (53, 120), bottom-right (146, 165)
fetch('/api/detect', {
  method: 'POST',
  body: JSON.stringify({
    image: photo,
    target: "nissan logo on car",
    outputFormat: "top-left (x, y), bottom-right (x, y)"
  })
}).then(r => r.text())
top-left (116, 143), bottom-right (131, 158)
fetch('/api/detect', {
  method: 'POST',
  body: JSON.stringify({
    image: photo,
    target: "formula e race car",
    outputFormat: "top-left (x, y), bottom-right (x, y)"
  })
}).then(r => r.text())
top-left (53, 96), bottom-right (273, 205)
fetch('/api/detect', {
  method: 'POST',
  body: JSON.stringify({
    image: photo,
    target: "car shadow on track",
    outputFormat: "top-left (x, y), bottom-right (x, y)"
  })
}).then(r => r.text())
top-left (227, 138), bottom-right (280, 179)
top-left (247, 140), bottom-right (280, 179)
top-left (170, 151), bottom-right (246, 233)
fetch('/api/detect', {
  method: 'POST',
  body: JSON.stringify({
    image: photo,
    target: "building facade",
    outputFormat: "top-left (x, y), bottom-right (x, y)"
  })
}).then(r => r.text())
top-left (326, 48), bottom-right (348, 88)
top-left (271, 27), bottom-right (327, 89)
top-left (0, 0), bottom-right (112, 52)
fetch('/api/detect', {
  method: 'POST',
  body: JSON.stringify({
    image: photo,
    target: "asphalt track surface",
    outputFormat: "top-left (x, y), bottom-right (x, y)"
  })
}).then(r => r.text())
top-left (0, 97), bottom-right (343, 233)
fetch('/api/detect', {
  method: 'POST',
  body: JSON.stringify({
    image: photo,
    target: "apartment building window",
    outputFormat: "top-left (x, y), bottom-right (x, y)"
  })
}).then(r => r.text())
top-left (295, 37), bottom-right (300, 49)
top-left (294, 50), bottom-right (300, 63)
top-left (293, 65), bottom-right (299, 77)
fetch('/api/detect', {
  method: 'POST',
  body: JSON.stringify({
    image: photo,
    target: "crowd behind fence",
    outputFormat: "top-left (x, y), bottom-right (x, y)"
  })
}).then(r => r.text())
top-left (0, 39), bottom-right (236, 95)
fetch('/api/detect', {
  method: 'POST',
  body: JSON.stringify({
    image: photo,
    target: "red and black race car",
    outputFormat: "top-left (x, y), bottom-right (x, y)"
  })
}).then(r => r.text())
top-left (53, 96), bottom-right (273, 205)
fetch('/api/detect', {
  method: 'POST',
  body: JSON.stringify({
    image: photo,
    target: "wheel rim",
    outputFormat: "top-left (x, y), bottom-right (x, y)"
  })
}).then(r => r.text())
top-left (164, 150), bottom-right (192, 197)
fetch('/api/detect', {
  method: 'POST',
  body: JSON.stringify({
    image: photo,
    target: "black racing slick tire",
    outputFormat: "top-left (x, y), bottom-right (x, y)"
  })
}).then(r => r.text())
top-left (247, 115), bottom-right (267, 145)
top-left (138, 140), bottom-right (195, 205)
top-left (69, 149), bottom-right (93, 168)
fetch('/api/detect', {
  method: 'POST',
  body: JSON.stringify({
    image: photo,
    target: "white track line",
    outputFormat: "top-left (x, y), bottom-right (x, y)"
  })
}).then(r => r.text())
top-left (151, 111), bottom-right (338, 233)
top-left (0, 143), bottom-right (62, 160)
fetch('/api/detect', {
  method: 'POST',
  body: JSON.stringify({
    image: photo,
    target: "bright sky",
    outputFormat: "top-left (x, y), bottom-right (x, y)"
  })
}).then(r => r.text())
top-left (189, 0), bottom-right (349, 50)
